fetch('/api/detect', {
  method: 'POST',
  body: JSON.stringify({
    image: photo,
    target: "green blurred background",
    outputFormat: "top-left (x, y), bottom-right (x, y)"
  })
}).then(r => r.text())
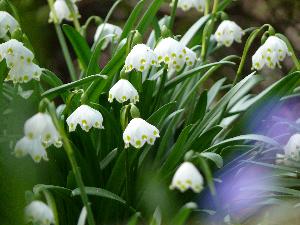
top-left (0, 0), bottom-right (299, 224)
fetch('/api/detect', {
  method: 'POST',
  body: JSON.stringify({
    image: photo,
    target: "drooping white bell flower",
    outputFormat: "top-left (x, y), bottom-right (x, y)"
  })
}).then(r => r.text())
top-left (252, 36), bottom-right (291, 70)
top-left (123, 118), bottom-right (160, 148)
top-left (25, 201), bottom-right (54, 225)
top-left (125, 44), bottom-right (158, 73)
top-left (49, 0), bottom-right (80, 23)
top-left (94, 23), bottom-right (122, 49)
top-left (66, 105), bottom-right (104, 132)
top-left (170, 162), bottom-right (204, 193)
top-left (214, 20), bottom-right (244, 47)
top-left (284, 134), bottom-right (300, 161)
top-left (0, 11), bottom-right (19, 38)
top-left (14, 137), bottom-right (48, 163)
top-left (0, 39), bottom-right (42, 83)
top-left (154, 37), bottom-right (196, 71)
top-left (24, 113), bottom-right (62, 148)
top-left (172, 0), bottom-right (205, 12)
top-left (108, 79), bottom-right (139, 103)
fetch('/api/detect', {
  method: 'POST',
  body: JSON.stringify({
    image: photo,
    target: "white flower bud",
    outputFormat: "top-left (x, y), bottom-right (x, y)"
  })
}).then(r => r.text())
top-left (49, 0), bottom-right (80, 23)
top-left (123, 118), bottom-right (160, 148)
top-left (214, 20), bottom-right (244, 47)
top-left (66, 105), bottom-right (104, 132)
top-left (94, 23), bottom-right (122, 49)
top-left (284, 134), bottom-right (300, 161)
top-left (125, 44), bottom-right (158, 73)
top-left (0, 39), bottom-right (41, 83)
top-left (170, 162), bottom-right (204, 193)
top-left (252, 36), bottom-right (291, 70)
top-left (0, 11), bottom-right (19, 38)
top-left (154, 37), bottom-right (196, 71)
top-left (172, 0), bottom-right (205, 12)
top-left (108, 79), bottom-right (139, 103)
top-left (25, 201), bottom-right (54, 225)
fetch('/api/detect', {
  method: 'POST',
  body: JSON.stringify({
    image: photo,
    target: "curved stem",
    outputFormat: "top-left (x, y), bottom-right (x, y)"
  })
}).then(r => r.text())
top-left (204, 0), bottom-right (211, 15)
top-left (212, 0), bottom-right (219, 14)
top-left (65, 0), bottom-right (81, 32)
top-left (169, 0), bottom-right (178, 30)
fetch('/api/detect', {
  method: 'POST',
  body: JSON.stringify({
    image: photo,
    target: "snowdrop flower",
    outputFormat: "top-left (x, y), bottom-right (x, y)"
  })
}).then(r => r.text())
top-left (25, 201), bottom-right (54, 225)
top-left (214, 20), bottom-right (244, 47)
top-left (0, 39), bottom-right (42, 83)
top-left (252, 36), bottom-right (291, 70)
top-left (125, 44), bottom-right (158, 72)
top-left (49, 0), bottom-right (80, 23)
top-left (94, 23), bottom-right (122, 49)
top-left (172, 0), bottom-right (205, 12)
top-left (123, 118), bottom-right (159, 148)
top-left (24, 113), bottom-right (62, 148)
top-left (108, 79), bottom-right (139, 103)
top-left (170, 162), bottom-right (204, 193)
top-left (14, 137), bottom-right (48, 163)
top-left (284, 134), bottom-right (300, 161)
top-left (0, 11), bottom-right (19, 38)
top-left (66, 105), bottom-right (104, 132)
top-left (154, 37), bottom-right (196, 71)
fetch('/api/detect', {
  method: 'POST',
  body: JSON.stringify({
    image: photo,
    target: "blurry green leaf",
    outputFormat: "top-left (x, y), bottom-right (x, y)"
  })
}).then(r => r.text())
top-left (149, 207), bottom-right (162, 225)
top-left (100, 148), bottom-right (118, 170)
top-left (199, 152), bottom-right (223, 168)
top-left (127, 212), bottom-right (141, 225)
top-left (190, 91), bottom-right (207, 124)
top-left (197, 157), bottom-right (215, 195)
top-left (77, 207), bottom-right (87, 225)
top-left (171, 202), bottom-right (197, 225)
top-left (207, 78), bottom-right (226, 107)
top-left (192, 126), bottom-right (223, 151)
top-left (147, 102), bottom-right (176, 126)
top-left (41, 69), bottom-right (63, 88)
top-left (33, 184), bottom-right (72, 196)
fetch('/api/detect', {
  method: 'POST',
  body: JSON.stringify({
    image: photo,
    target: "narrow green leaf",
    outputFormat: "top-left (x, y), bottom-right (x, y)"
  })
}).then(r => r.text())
top-left (199, 152), bottom-right (223, 168)
top-left (171, 202), bottom-right (197, 225)
top-left (147, 102), bottom-right (177, 126)
top-left (149, 207), bottom-right (162, 225)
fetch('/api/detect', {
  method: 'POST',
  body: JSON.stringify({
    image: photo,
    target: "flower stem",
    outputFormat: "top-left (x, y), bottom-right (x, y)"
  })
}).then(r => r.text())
top-left (212, 0), bottom-right (219, 14)
top-left (65, 0), bottom-right (81, 32)
top-left (169, 0), bottom-right (178, 30)
top-left (204, 0), bottom-right (211, 15)
top-left (46, 100), bottom-right (96, 225)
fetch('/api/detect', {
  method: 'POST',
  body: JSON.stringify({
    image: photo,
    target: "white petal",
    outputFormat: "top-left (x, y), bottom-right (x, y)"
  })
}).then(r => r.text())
top-left (25, 201), bottom-right (54, 225)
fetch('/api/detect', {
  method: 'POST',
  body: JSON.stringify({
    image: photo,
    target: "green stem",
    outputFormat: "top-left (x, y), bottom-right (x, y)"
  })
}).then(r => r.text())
top-left (65, 0), bottom-right (81, 32)
top-left (169, 0), bottom-right (178, 30)
top-left (212, 0), bottom-right (219, 14)
top-left (43, 190), bottom-right (59, 225)
top-left (204, 0), bottom-right (211, 15)
top-left (46, 101), bottom-right (96, 225)
top-left (201, 19), bottom-right (214, 61)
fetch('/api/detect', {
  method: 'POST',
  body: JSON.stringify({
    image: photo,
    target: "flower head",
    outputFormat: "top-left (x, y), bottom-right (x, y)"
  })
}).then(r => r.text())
top-left (125, 44), bottom-right (158, 72)
top-left (154, 37), bottom-right (197, 71)
top-left (94, 23), bottom-right (122, 49)
top-left (0, 11), bottom-right (19, 38)
top-left (0, 39), bottom-right (42, 83)
top-left (214, 20), bottom-right (244, 47)
top-left (172, 0), bottom-right (205, 12)
top-left (284, 133), bottom-right (300, 161)
top-left (49, 0), bottom-right (80, 23)
top-left (66, 105), bottom-right (104, 132)
top-left (252, 36), bottom-right (291, 70)
top-left (25, 201), bottom-right (54, 225)
top-left (123, 118), bottom-right (159, 148)
top-left (108, 79), bottom-right (139, 103)
top-left (170, 162), bottom-right (204, 193)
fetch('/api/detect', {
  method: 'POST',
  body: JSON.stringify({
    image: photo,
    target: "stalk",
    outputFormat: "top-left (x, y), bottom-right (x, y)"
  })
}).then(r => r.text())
top-left (65, 0), bottom-right (81, 32)
top-left (169, 0), bottom-right (178, 30)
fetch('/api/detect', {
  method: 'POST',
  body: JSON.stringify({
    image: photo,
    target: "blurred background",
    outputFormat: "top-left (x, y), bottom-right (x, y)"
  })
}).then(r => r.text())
top-left (1, 0), bottom-right (299, 224)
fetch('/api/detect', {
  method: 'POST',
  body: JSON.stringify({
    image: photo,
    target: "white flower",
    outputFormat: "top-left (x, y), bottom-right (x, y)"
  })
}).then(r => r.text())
top-left (0, 39), bottom-right (42, 83)
top-left (25, 201), bottom-right (54, 225)
top-left (94, 23), bottom-right (122, 49)
top-left (49, 0), bottom-right (80, 23)
top-left (170, 162), bottom-right (204, 193)
top-left (252, 36), bottom-right (291, 70)
top-left (123, 118), bottom-right (159, 148)
top-left (214, 20), bottom-right (244, 47)
top-left (172, 0), bottom-right (205, 12)
top-left (125, 44), bottom-right (158, 72)
top-left (154, 37), bottom-right (196, 71)
top-left (108, 79), bottom-right (139, 103)
top-left (284, 134), bottom-right (300, 161)
top-left (0, 11), bottom-right (19, 38)
top-left (14, 137), bottom-right (48, 163)
top-left (24, 113), bottom-right (62, 148)
top-left (66, 105), bottom-right (104, 132)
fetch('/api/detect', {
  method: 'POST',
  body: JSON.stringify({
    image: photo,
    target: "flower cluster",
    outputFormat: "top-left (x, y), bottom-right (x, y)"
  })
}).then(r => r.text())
top-left (108, 79), bottom-right (139, 104)
top-left (170, 162), bottom-right (204, 193)
top-left (25, 201), bottom-right (54, 225)
top-left (125, 44), bottom-right (158, 73)
top-left (66, 105), bottom-right (104, 132)
top-left (0, 11), bottom-right (19, 38)
top-left (154, 37), bottom-right (197, 71)
top-left (49, 0), bottom-right (80, 23)
top-left (252, 36), bottom-right (291, 70)
top-left (0, 39), bottom-right (42, 83)
top-left (123, 118), bottom-right (160, 148)
top-left (172, 0), bottom-right (205, 12)
top-left (214, 20), bottom-right (244, 47)
top-left (94, 23), bottom-right (122, 49)
top-left (14, 113), bottom-right (62, 163)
